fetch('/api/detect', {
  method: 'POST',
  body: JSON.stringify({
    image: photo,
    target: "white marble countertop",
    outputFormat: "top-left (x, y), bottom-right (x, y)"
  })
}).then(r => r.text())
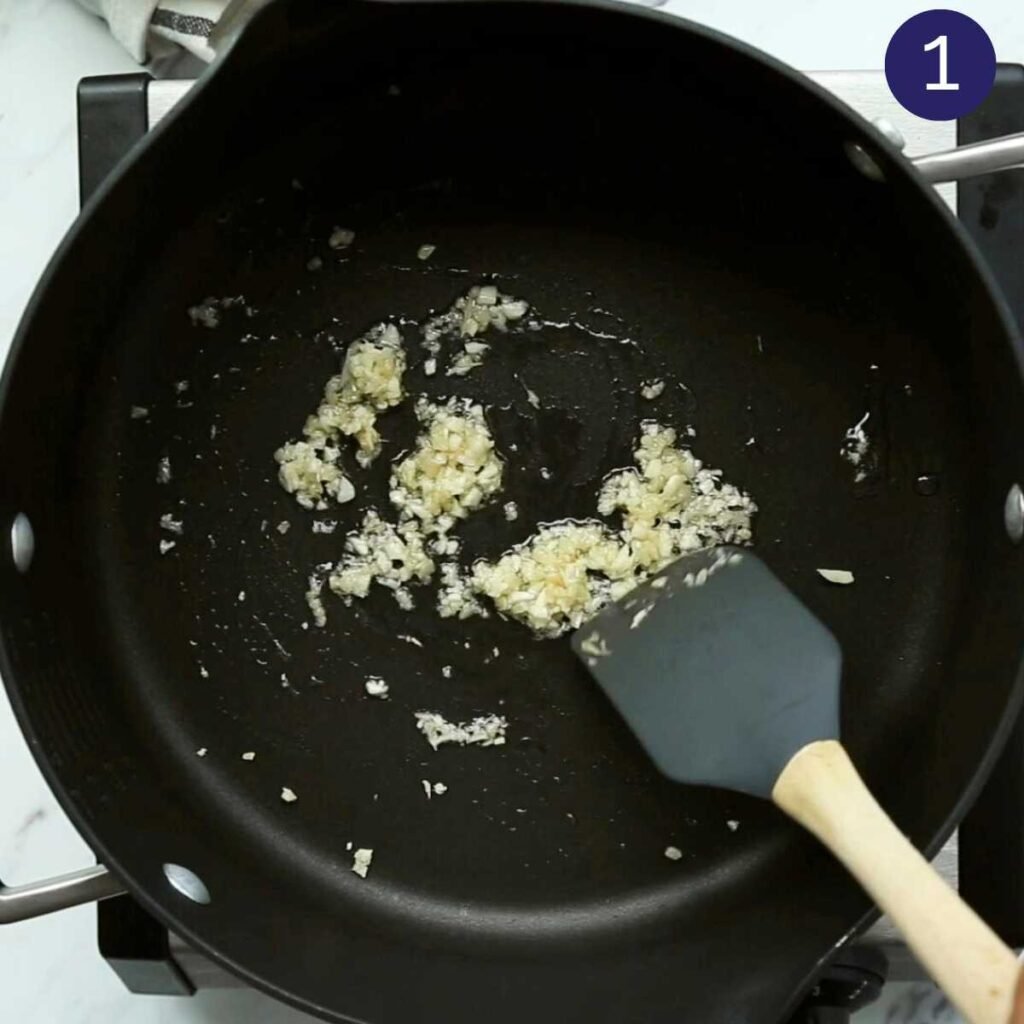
top-left (0, 1), bottom-right (1021, 1021)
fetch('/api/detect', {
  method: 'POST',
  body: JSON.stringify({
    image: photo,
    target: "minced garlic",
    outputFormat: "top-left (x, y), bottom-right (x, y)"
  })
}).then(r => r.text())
top-left (468, 423), bottom-right (755, 636)
top-left (414, 711), bottom-right (507, 749)
top-left (160, 514), bottom-right (183, 535)
top-left (304, 323), bottom-right (406, 467)
top-left (841, 412), bottom-right (871, 481)
top-left (328, 226), bottom-right (355, 249)
top-left (352, 847), bottom-right (373, 878)
top-left (437, 561), bottom-right (489, 620)
top-left (365, 676), bottom-right (390, 698)
top-left (447, 340), bottom-right (491, 377)
top-left (328, 510), bottom-right (434, 606)
top-left (817, 568), bottom-right (855, 585)
top-left (423, 284), bottom-right (528, 345)
top-left (305, 572), bottom-right (328, 626)
top-left (471, 521), bottom-right (633, 637)
top-left (598, 422), bottom-right (754, 573)
top-left (422, 285), bottom-right (528, 375)
top-left (275, 441), bottom-right (355, 511)
top-left (390, 397), bottom-right (503, 535)
top-left (275, 323), bottom-right (406, 508)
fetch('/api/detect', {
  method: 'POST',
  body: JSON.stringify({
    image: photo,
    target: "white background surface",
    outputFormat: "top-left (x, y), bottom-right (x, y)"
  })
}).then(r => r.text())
top-left (0, 1), bottom-right (1021, 1021)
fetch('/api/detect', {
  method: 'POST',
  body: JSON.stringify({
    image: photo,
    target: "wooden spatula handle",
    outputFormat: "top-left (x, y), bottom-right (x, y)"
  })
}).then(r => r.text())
top-left (1015, 973), bottom-right (1024, 1024)
top-left (773, 739), bottom-right (1020, 1024)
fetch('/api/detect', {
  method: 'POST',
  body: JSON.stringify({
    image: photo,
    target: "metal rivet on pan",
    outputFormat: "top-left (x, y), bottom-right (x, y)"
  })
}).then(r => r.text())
top-left (162, 863), bottom-right (211, 905)
top-left (844, 141), bottom-right (886, 182)
top-left (871, 117), bottom-right (906, 151)
top-left (1006, 484), bottom-right (1024, 544)
top-left (10, 513), bottom-right (34, 573)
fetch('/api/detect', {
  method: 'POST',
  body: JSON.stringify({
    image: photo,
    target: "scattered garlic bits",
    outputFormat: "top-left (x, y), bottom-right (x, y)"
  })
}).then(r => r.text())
top-left (281, 787), bottom-right (298, 803)
top-left (579, 631), bottom-right (611, 658)
top-left (328, 510), bottom-right (434, 608)
top-left (187, 298), bottom-right (222, 328)
top-left (305, 573), bottom-right (328, 626)
top-left (352, 848), bottom-right (374, 878)
top-left (422, 285), bottom-right (528, 376)
top-left (159, 514), bottom-right (183, 535)
top-left (471, 423), bottom-right (755, 636)
top-left (664, 845), bottom-right (683, 861)
top-left (421, 779), bottom-right (450, 799)
top-left (275, 323), bottom-right (406, 508)
top-left (424, 284), bottom-right (528, 345)
top-left (841, 412), bottom-right (871, 482)
top-left (328, 226), bottom-right (355, 249)
top-left (365, 675), bottom-right (390, 699)
top-left (447, 341), bottom-right (491, 378)
top-left (390, 397), bottom-right (503, 535)
top-left (187, 294), bottom-right (245, 328)
top-left (641, 379), bottom-right (666, 400)
top-left (437, 561), bottom-right (489, 620)
top-left (414, 711), bottom-right (507, 749)
top-left (817, 568), bottom-right (855, 585)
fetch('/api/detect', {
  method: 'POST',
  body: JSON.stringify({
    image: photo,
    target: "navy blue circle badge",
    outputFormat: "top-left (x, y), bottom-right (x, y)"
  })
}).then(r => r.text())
top-left (885, 9), bottom-right (996, 121)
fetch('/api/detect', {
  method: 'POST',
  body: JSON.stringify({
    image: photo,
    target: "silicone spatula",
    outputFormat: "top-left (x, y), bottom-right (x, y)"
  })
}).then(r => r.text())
top-left (571, 547), bottom-right (1021, 1024)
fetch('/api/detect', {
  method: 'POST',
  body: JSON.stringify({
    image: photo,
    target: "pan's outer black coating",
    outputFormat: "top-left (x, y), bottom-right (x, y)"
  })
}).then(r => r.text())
top-left (2, 3), bottom-right (1024, 1023)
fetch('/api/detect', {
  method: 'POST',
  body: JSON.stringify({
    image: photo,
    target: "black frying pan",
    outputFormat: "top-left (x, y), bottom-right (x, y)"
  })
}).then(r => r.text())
top-left (2, 3), bottom-right (1024, 1023)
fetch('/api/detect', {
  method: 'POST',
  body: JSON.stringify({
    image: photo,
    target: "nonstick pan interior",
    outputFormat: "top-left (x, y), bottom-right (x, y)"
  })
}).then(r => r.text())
top-left (93, 115), bottom-right (969, 908)
top-left (4, 4), bottom-right (1024, 1023)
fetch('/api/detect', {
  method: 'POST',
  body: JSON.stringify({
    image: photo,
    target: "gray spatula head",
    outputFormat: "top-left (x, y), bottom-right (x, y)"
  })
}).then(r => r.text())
top-left (572, 547), bottom-right (840, 799)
